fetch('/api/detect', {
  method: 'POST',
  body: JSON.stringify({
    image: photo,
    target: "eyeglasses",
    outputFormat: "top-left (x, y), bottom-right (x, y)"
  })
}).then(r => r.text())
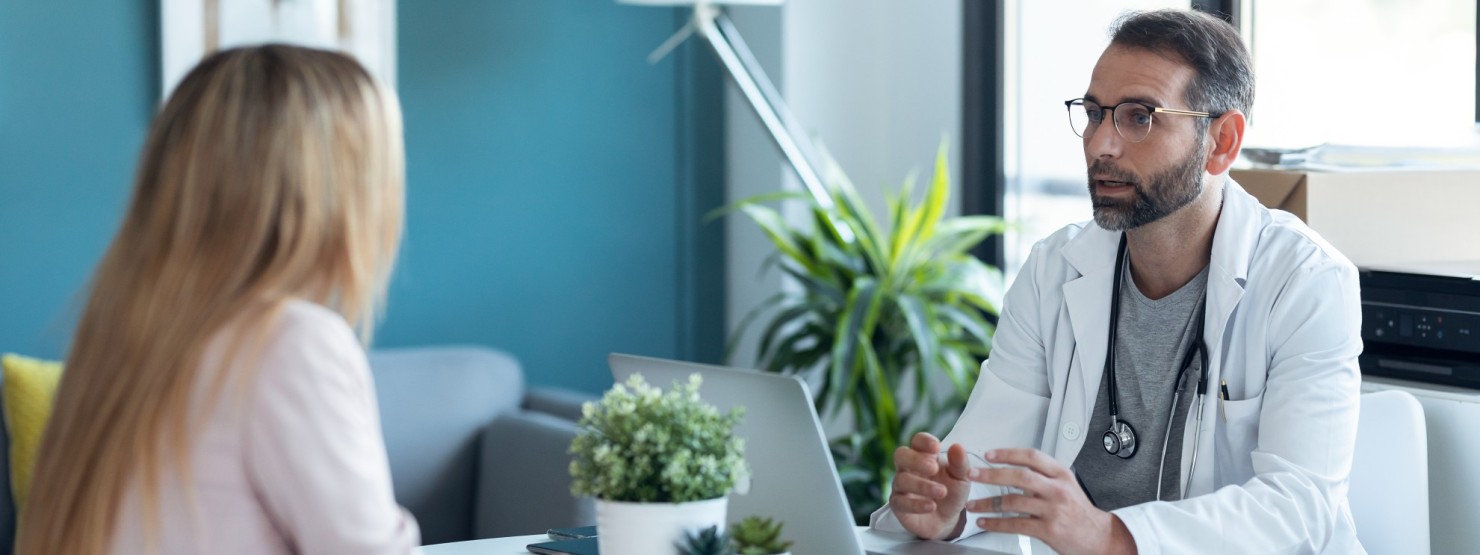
top-left (1064, 98), bottom-right (1220, 143)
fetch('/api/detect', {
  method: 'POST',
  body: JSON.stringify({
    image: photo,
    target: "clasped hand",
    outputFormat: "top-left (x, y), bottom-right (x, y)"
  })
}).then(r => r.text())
top-left (887, 432), bottom-right (1136, 555)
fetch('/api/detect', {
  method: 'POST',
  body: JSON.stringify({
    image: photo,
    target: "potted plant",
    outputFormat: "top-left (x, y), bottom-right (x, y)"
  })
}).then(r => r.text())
top-left (717, 143), bottom-right (1005, 522)
top-left (731, 516), bottom-right (793, 555)
top-left (680, 525), bottom-right (733, 555)
top-left (570, 373), bottom-right (748, 554)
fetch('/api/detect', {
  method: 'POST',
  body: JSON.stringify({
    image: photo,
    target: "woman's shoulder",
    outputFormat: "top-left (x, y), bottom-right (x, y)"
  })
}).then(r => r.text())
top-left (274, 298), bottom-right (359, 341)
top-left (228, 299), bottom-right (370, 394)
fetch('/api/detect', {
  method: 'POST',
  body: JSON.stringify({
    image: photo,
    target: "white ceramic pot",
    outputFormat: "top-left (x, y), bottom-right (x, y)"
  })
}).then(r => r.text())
top-left (595, 497), bottom-right (728, 555)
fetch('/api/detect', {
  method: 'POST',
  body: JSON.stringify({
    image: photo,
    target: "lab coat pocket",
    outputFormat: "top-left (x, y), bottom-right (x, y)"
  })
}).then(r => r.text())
top-left (1213, 395), bottom-right (1264, 485)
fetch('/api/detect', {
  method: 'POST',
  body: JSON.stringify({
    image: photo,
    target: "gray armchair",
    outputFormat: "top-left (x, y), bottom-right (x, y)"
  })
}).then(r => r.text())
top-left (369, 345), bottom-right (597, 544)
top-left (0, 345), bottom-right (595, 553)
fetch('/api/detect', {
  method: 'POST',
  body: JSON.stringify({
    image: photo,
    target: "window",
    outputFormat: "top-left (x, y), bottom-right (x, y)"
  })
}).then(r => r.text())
top-left (1001, 0), bottom-right (1190, 277)
top-left (1247, 0), bottom-right (1476, 148)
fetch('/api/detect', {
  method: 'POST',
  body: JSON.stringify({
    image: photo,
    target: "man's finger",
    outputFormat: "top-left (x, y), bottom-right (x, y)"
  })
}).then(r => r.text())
top-left (987, 448), bottom-right (1070, 480)
top-left (978, 515), bottom-right (1042, 538)
top-left (894, 471), bottom-right (949, 500)
top-left (911, 432), bottom-right (942, 453)
top-left (972, 465), bottom-right (1051, 497)
top-left (965, 494), bottom-right (1049, 518)
top-left (894, 446), bottom-right (940, 475)
top-left (889, 492), bottom-right (938, 515)
top-left (944, 443), bottom-right (971, 481)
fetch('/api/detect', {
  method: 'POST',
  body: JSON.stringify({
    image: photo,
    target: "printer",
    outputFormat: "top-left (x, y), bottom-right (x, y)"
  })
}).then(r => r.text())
top-left (1359, 261), bottom-right (1480, 389)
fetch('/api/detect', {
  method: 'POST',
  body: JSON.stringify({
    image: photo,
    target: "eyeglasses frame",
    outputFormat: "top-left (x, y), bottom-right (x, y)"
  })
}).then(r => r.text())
top-left (1063, 98), bottom-right (1222, 143)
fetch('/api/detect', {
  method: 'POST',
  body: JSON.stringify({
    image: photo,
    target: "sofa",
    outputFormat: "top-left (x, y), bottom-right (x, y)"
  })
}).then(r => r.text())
top-left (0, 344), bottom-right (596, 551)
top-left (370, 345), bottom-right (597, 544)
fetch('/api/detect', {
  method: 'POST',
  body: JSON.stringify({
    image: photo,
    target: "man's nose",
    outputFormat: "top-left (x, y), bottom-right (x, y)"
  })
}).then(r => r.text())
top-left (1085, 118), bottom-right (1123, 160)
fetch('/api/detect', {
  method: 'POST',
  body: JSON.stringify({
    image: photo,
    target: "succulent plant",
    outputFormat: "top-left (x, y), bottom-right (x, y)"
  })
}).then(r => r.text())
top-left (678, 525), bottom-right (734, 555)
top-left (730, 516), bottom-right (792, 555)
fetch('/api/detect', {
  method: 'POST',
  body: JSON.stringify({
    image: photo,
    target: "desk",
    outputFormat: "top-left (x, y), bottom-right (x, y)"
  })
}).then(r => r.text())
top-left (423, 533), bottom-right (546, 555)
top-left (422, 527), bottom-right (1026, 555)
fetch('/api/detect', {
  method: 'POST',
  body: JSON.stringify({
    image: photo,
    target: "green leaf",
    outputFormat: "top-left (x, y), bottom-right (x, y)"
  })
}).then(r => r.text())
top-left (814, 237), bottom-right (867, 280)
top-left (919, 217), bottom-right (1007, 258)
top-left (738, 204), bottom-right (819, 276)
top-left (914, 140), bottom-right (953, 243)
top-left (920, 257), bottom-right (1005, 315)
top-left (725, 292), bottom-right (791, 363)
top-left (936, 304), bottom-right (995, 347)
top-left (895, 293), bottom-right (940, 397)
top-left (827, 278), bottom-right (883, 417)
top-left (756, 303), bottom-right (824, 367)
top-left (764, 327), bottom-right (826, 375)
top-left (778, 262), bottom-right (845, 309)
top-left (888, 172), bottom-right (919, 266)
top-left (857, 338), bottom-right (900, 472)
top-left (704, 190), bottom-right (807, 223)
top-left (821, 154), bottom-right (889, 272)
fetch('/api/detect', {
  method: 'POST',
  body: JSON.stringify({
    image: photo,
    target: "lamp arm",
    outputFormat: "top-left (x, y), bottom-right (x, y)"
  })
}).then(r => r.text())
top-left (688, 5), bottom-right (855, 243)
top-left (697, 10), bottom-right (831, 211)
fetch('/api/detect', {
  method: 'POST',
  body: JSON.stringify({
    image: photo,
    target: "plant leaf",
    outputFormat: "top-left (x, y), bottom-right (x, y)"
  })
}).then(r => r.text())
top-left (857, 337), bottom-right (900, 471)
top-left (827, 278), bottom-right (882, 417)
top-left (914, 140), bottom-right (953, 243)
top-left (920, 257), bottom-right (1005, 315)
top-left (725, 292), bottom-right (791, 363)
top-left (739, 204), bottom-right (819, 276)
top-left (894, 293), bottom-right (940, 402)
top-left (703, 190), bottom-right (807, 223)
top-left (778, 262), bottom-right (845, 309)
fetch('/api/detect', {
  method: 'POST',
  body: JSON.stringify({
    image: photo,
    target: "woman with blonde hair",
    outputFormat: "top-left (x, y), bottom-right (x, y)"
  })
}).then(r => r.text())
top-left (18, 44), bottom-right (419, 554)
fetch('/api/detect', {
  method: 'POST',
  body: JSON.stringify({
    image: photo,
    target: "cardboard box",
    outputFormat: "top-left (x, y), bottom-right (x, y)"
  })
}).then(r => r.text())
top-left (1230, 168), bottom-right (1480, 267)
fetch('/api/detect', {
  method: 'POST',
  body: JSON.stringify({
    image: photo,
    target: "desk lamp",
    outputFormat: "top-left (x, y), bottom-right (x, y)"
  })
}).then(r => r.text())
top-left (619, 0), bottom-right (852, 241)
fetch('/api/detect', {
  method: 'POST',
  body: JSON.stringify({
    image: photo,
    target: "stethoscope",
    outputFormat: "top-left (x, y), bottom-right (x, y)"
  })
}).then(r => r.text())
top-left (1100, 234), bottom-right (1211, 501)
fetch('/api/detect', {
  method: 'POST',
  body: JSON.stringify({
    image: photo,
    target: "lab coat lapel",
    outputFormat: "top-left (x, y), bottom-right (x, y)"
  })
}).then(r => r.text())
top-left (1181, 178), bottom-right (1258, 495)
top-left (1060, 225), bottom-right (1122, 426)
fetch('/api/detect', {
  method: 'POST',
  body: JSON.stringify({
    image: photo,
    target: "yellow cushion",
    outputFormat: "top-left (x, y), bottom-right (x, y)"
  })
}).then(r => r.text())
top-left (2, 354), bottom-right (63, 510)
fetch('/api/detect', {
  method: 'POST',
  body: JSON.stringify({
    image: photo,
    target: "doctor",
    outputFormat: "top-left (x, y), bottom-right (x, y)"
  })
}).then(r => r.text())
top-left (873, 9), bottom-right (1363, 554)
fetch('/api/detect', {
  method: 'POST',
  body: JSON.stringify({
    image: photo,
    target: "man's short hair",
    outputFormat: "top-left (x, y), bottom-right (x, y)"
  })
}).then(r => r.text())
top-left (1109, 9), bottom-right (1254, 125)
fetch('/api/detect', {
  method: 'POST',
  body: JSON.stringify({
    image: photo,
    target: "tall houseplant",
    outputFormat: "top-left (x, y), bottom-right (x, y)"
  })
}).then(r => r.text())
top-left (720, 144), bottom-right (1005, 522)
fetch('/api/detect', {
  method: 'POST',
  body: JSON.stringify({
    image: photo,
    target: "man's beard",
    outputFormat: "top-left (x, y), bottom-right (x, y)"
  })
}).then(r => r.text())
top-left (1088, 144), bottom-right (1207, 231)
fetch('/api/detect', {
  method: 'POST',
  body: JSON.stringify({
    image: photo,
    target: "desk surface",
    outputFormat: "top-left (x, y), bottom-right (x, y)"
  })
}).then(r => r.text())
top-left (422, 527), bottom-right (1027, 555)
top-left (422, 533), bottom-right (545, 555)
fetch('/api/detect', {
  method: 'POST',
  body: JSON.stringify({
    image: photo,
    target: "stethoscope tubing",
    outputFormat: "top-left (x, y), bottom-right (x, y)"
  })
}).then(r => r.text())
top-left (1104, 233), bottom-right (1214, 500)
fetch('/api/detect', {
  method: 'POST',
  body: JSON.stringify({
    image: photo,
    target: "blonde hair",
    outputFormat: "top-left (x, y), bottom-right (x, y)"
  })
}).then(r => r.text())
top-left (17, 44), bottom-right (404, 554)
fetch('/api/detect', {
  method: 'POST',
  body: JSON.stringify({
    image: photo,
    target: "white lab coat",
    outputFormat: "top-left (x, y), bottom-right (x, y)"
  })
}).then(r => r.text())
top-left (872, 180), bottom-right (1365, 554)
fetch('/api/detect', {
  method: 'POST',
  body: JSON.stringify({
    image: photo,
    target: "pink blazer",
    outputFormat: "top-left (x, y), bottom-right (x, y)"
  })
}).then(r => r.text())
top-left (108, 300), bottom-right (421, 554)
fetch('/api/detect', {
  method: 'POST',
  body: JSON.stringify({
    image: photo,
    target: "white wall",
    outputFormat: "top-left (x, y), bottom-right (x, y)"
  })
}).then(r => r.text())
top-left (724, 1), bottom-right (963, 368)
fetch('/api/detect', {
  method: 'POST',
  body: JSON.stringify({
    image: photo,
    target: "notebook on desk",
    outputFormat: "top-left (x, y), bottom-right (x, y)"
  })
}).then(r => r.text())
top-left (608, 354), bottom-right (1015, 555)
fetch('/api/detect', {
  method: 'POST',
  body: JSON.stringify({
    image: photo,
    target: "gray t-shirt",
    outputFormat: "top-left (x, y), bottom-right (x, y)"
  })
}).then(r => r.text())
top-left (1072, 257), bottom-right (1208, 511)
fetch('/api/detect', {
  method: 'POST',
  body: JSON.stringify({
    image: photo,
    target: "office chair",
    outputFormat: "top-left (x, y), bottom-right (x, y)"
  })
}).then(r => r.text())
top-left (1349, 389), bottom-right (1429, 553)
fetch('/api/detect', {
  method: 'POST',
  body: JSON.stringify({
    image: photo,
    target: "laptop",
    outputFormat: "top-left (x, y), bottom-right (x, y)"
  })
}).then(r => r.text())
top-left (609, 354), bottom-right (1017, 555)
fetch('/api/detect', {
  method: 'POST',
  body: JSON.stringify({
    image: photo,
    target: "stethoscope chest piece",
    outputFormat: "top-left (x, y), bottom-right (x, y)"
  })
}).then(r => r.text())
top-left (1103, 419), bottom-right (1137, 458)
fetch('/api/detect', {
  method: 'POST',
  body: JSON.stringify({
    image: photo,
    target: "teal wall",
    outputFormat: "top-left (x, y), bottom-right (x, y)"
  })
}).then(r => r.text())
top-left (0, 1), bottom-right (725, 393)
top-left (0, 1), bottom-right (159, 358)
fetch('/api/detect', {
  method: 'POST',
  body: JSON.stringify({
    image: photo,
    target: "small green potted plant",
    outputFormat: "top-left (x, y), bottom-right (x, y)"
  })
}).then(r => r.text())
top-left (680, 525), bottom-right (734, 555)
top-left (570, 373), bottom-right (748, 555)
top-left (731, 516), bottom-right (793, 555)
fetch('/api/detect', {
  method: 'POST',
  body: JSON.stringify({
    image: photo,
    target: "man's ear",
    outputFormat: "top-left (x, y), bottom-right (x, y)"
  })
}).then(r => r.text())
top-left (1204, 109), bottom-right (1246, 175)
